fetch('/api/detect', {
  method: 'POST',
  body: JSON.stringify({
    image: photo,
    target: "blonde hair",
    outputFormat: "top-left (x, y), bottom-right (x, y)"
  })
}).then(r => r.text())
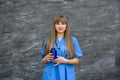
top-left (45, 16), bottom-right (74, 59)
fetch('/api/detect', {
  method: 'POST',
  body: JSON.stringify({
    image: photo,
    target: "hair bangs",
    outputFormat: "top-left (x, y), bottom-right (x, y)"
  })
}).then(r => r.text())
top-left (54, 17), bottom-right (67, 25)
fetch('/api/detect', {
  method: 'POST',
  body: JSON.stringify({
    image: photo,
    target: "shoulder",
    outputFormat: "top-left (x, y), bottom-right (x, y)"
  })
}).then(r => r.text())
top-left (71, 36), bottom-right (78, 42)
top-left (42, 39), bottom-right (47, 47)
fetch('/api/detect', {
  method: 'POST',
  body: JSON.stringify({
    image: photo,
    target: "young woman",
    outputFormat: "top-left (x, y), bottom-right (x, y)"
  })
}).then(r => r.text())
top-left (40, 16), bottom-right (83, 80)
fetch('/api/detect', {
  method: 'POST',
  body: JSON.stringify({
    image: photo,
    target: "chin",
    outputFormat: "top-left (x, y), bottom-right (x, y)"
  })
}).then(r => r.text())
top-left (58, 32), bottom-right (64, 34)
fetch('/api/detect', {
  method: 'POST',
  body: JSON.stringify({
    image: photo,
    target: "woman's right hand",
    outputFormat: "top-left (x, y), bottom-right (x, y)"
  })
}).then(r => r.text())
top-left (45, 53), bottom-right (53, 62)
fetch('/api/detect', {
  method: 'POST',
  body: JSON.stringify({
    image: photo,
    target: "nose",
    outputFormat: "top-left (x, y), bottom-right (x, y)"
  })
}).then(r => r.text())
top-left (58, 23), bottom-right (62, 27)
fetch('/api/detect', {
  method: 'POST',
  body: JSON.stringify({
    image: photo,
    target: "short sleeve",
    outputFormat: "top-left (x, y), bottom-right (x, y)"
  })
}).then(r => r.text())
top-left (72, 37), bottom-right (83, 58)
top-left (40, 40), bottom-right (47, 59)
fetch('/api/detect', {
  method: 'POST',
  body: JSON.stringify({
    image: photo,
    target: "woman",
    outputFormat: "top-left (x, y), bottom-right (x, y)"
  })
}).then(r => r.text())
top-left (40, 16), bottom-right (83, 80)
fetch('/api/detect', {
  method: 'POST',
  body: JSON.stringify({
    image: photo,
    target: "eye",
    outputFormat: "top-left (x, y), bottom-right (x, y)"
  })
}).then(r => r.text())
top-left (55, 23), bottom-right (59, 25)
top-left (62, 23), bottom-right (65, 25)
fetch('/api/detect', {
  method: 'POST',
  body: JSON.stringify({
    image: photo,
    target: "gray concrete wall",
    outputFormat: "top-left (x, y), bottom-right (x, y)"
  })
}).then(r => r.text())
top-left (0, 0), bottom-right (120, 80)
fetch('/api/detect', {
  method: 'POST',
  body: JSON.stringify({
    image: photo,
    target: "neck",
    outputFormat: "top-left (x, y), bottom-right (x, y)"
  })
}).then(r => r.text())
top-left (57, 33), bottom-right (64, 40)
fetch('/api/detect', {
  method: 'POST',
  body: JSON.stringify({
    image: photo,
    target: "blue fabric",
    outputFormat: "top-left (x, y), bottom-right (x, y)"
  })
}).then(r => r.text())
top-left (40, 40), bottom-right (47, 59)
top-left (40, 36), bottom-right (83, 80)
top-left (72, 37), bottom-right (83, 58)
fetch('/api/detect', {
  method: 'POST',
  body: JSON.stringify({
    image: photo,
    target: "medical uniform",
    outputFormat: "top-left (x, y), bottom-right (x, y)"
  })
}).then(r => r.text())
top-left (40, 36), bottom-right (83, 80)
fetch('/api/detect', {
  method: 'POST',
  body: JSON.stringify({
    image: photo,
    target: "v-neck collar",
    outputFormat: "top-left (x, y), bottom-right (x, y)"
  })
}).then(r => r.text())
top-left (56, 37), bottom-right (65, 42)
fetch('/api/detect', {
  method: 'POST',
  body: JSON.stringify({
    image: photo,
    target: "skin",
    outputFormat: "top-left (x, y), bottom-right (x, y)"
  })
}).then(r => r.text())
top-left (42, 22), bottom-right (80, 66)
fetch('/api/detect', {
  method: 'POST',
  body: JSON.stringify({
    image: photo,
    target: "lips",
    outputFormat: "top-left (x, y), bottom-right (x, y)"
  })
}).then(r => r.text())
top-left (58, 28), bottom-right (63, 30)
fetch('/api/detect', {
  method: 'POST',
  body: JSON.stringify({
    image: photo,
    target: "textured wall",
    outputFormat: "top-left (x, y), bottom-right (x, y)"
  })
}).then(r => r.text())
top-left (0, 0), bottom-right (120, 80)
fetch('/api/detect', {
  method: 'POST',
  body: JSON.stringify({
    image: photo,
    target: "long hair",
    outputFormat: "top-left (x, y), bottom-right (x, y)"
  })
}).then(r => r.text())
top-left (45, 16), bottom-right (74, 59)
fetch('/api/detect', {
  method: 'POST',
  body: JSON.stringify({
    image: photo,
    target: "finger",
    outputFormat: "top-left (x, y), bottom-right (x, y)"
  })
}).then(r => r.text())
top-left (49, 58), bottom-right (54, 60)
top-left (51, 60), bottom-right (54, 62)
top-left (57, 56), bottom-right (60, 58)
top-left (54, 58), bottom-right (58, 60)
top-left (47, 59), bottom-right (50, 62)
top-left (52, 60), bottom-right (56, 63)
top-left (49, 54), bottom-right (54, 57)
top-left (48, 57), bottom-right (53, 59)
top-left (49, 58), bottom-right (53, 61)
top-left (48, 53), bottom-right (53, 56)
top-left (48, 54), bottom-right (54, 58)
top-left (49, 54), bottom-right (53, 57)
top-left (51, 59), bottom-right (57, 62)
top-left (54, 58), bottom-right (59, 61)
top-left (54, 63), bottom-right (59, 66)
top-left (47, 57), bottom-right (53, 61)
top-left (49, 55), bottom-right (54, 58)
top-left (49, 53), bottom-right (53, 55)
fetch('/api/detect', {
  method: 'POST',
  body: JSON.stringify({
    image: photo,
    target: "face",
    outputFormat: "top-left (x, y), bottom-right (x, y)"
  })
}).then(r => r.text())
top-left (55, 21), bottom-right (66, 34)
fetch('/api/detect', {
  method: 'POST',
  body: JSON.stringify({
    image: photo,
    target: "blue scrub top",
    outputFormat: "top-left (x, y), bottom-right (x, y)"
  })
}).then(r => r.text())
top-left (40, 36), bottom-right (83, 80)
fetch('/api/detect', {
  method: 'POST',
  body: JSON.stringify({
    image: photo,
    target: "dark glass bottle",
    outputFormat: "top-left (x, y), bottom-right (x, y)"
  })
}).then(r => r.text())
top-left (50, 48), bottom-right (57, 59)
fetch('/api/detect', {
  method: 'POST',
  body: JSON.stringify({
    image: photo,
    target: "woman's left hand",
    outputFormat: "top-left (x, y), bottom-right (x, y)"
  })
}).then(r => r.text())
top-left (52, 56), bottom-right (68, 66)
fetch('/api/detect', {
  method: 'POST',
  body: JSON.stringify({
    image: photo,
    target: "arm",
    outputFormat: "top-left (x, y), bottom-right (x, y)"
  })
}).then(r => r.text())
top-left (41, 53), bottom-right (54, 64)
top-left (41, 56), bottom-right (47, 64)
top-left (65, 58), bottom-right (80, 65)
top-left (53, 57), bottom-right (80, 66)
